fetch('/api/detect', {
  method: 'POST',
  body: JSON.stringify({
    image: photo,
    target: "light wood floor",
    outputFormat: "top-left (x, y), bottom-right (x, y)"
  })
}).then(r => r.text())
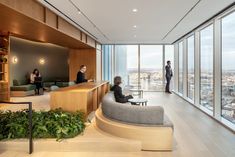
top-left (0, 92), bottom-right (234, 157)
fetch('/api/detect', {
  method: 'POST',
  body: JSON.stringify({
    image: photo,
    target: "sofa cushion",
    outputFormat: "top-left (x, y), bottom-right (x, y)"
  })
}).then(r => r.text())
top-left (102, 92), bottom-right (165, 125)
top-left (13, 79), bottom-right (28, 86)
top-left (11, 84), bottom-right (36, 91)
top-left (56, 82), bottom-right (69, 87)
top-left (13, 79), bottom-right (20, 86)
top-left (43, 82), bottom-right (55, 88)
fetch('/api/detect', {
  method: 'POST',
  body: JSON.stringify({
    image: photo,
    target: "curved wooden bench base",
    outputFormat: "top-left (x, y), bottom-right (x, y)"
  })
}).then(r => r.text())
top-left (95, 108), bottom-right (173, 151)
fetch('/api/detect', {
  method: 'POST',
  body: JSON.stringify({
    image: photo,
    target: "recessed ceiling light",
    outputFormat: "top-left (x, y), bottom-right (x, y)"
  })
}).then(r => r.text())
top-left (78, 11), bottom-right (81, 14)
top-left (133, 25), bottom-right (137, 28)
top-left (132, 8), bottom-right (138, 12)
top-left (134, 35), bottom-right (137, 38)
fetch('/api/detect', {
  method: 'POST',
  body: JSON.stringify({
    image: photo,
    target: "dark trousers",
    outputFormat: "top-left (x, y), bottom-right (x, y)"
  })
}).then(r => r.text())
top-left (165, 77), bottom-right (171, 92)
top-left (126, 95), bottom-right (133, 100)
top-left (34, 82), bottom-right (43, 94)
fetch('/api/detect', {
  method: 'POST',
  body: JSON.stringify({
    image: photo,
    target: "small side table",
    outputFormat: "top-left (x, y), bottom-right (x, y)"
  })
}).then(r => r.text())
top-left (128, 98), bottom-right (148, 106)
top-left (129, 89), bottom-right (144, 98)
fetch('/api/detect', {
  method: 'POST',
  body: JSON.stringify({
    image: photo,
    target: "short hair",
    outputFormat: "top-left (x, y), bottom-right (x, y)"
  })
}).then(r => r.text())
top-left (114, 76), bottom-right (122, 85)
top-left (167, 60), bottom-right (171, 64)
top-left (80, 65), bottom-right (86, 69)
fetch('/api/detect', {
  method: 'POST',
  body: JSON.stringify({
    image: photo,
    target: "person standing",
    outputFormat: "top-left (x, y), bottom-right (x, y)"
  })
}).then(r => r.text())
top-left (76, 65), bottom-right (92, 84)
top-left (165, 61), bottom-right (173, 94)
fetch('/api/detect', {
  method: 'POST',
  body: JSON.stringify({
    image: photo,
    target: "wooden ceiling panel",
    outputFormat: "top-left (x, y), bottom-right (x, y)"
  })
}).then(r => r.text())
top-left (0, 3), bottom-right (92, 49)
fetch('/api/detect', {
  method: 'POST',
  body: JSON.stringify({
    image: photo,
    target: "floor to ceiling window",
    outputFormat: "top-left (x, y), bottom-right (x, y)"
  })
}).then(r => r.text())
top-left (173, 6), bottom-right (235, 130)
top-left (200, 25), bottom-right (214, 111)
top-left (114, 45), bottom-right (138, 88)
top-left (140, 45), bottom-right (163, 91)
top-left (187, 35), bottom-right (195, 101)
top-left (221, 11), bottom-right (235, 124)
top-left (102, 44), bottom-right (173, 91)
top-left (178, 42), bottom-right (183, 95)
top-left (165, 45), bottom-right (174, 69)
top-left (165, 45), bottom-right (174, 90)
top-left (102, 45), bottom-right (113, 83)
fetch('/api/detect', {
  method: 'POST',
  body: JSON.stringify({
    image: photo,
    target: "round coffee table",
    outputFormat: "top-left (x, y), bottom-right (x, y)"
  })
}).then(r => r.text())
top-left (129, 89), bottom-right (144, 98)
top-left (128, 98), bottom-right (148, 106)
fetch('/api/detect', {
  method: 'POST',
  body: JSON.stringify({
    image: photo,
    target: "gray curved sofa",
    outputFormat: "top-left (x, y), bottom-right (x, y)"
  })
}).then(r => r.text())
top-left (101, 92), bottom-right (173, 127)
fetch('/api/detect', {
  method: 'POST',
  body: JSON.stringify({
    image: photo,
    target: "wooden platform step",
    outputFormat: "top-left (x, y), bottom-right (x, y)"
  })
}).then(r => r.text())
top-left (0, 123), bottom-right (141, 153)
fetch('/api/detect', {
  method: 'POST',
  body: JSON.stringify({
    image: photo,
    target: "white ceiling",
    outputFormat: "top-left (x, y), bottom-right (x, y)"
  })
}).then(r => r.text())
top-left (38, 0), bottom-right (235, 44)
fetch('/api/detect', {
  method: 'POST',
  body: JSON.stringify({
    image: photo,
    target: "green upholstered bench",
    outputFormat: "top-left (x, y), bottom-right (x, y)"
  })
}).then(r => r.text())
top-left (11, 84), bottom-right (36, 91)
top-left (55, 82), bottom-right (69, 88)
top-left (10, 80), bottom-right (36, 97)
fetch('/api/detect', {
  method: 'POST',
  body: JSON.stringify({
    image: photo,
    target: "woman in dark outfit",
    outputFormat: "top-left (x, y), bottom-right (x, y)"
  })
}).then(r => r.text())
top-left (30, 69), bottom-right (43, 94)
top-left (76, 65), bottom-right (92, 84)
top-left (110, 76), bottom-right (133, 103)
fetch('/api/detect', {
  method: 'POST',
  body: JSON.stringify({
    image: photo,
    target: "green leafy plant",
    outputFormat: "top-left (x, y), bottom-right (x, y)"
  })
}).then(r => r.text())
top-left (0, 109), bottom-right (85, 141)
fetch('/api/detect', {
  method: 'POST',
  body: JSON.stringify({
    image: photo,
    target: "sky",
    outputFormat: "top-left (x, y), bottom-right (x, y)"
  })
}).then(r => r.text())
top-left (222, 11), bottom-right (235, 70)
top-left (123, 45), bottom-right (173, 69)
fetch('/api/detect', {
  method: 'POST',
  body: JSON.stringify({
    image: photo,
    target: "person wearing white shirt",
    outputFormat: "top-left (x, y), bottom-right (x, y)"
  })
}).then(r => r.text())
top-left (30, 68), bottom-right (42, 94)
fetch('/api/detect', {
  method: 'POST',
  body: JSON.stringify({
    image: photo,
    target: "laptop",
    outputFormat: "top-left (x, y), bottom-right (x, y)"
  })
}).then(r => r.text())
top-left (34, 76), bottom-right (42, 82)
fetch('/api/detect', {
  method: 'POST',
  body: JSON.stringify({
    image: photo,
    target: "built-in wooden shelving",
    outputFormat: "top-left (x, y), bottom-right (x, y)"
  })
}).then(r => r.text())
top-left (0, 32), bottom-right (10, 101)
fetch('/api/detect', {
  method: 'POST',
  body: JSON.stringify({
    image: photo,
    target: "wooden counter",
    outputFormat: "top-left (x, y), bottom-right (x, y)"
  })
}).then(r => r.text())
top-left (50, 81), bottom-right (109, 115)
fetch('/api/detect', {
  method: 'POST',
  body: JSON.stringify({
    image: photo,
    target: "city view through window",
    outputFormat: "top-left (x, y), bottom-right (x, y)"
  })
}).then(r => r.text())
top-left (140, 45), bottom-right (163, 91)
top-left (113, 45), bottom-right (174, 91)
top-left (165, 45), bottom-right (174, 89)
top-left (222, 11), bottom-right (235, 123)
top-left (200, 24), bottom-right (214, 111)
top-left (178, 42), bottom-right (183, 94)
top-left (115, 45), bottom-right (138, 88)
top-left (187, 35), bottom-right (195, 101)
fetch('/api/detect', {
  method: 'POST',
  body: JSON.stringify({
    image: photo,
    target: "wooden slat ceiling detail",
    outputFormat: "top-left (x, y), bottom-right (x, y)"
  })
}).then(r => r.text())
top-left (0, 3), bottom-right (93, 49)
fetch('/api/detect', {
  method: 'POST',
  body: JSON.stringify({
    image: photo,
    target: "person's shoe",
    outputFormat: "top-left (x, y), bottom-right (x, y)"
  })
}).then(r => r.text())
top-left (167, 91), bottom-right (172, 94)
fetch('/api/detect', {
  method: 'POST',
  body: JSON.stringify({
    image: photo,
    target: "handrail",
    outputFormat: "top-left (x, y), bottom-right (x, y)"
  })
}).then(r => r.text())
top-left (0, 101), bottom-right (33, 154)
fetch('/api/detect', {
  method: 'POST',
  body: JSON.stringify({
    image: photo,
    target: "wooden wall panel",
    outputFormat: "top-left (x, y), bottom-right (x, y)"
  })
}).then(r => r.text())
top-left (86, 35), bottom-right (96, 48)
top-left (81, 32), bottom-right (86, 43)
top-left (58, 17), bottom-right (81, 41)
top-left (0, 0), bottom-right (44, 22)
top-left (69, 48), bottom-right (96, 81)
top-left (45, 8), bottom-right (57, 28)
top-left (0, 3), bottom-right (91, 49)
top-left (0, 0), bottom-right (98, 49)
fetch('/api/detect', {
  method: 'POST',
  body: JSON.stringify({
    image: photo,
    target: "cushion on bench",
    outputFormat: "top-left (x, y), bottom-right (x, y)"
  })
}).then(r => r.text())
top-left (11, 84), bottom-right (36, 91)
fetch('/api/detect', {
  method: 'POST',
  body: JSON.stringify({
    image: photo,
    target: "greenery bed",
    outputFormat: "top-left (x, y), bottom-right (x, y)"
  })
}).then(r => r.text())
top-left (0, 109), bottom-right (85, 141)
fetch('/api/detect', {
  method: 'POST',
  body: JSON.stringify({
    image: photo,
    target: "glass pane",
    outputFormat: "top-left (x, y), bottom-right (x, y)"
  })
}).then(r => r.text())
top-left (140, 45), bottom-right (163, 91)
top-left (222, 11), bottom-right (235, 124)
top-left (102, 45), bottom-right (113, 82)
top-left (165, 45), bottom-right (174, 90)
top-left (200, 25), bottom-right (214, 111)
top-left (178, 42), bottom-right (183, 94)
top-left (165, 45), bottom-right (174, 70)
top-left (187, 35), bottom-right (195, 100)
top-left (115, 45), bottom-right (138, 88)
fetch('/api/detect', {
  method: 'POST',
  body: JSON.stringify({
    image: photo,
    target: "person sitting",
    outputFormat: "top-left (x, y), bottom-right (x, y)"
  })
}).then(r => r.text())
top-left (30, 68), bottom-right (43, 95)
top-left (76, 65), bottom-right (93, 84)
top-left (110, 76), bottom-right (133, 103)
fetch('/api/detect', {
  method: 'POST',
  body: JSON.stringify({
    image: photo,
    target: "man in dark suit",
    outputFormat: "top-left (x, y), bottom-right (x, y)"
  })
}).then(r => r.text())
top-left (165, 61), bottom-right (173, 94)
top-left (76, 65), bottom-right (92, 84)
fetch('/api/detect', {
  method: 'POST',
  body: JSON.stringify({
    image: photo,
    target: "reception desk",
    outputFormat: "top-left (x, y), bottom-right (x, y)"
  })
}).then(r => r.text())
top-left (50, 81), bottom-right (109, 115)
